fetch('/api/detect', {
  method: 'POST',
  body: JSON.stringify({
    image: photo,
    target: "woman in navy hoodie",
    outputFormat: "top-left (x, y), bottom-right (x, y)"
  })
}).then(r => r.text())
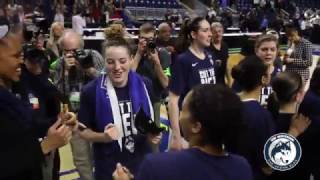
top-left (0, 15), bottom-right (75, 180)
top-left (231, 55), bottom-right (275, 180)
top-left (114, 84), bottom-right (253, 180)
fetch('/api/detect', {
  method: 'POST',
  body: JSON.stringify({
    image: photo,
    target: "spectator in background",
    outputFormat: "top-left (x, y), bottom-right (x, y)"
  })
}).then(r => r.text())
top-left (53, 4), bottom-right (64, 24)
top-left (90, 0), bottom-right (102, 23)
top-left (105, 0), bottom-right (114, 21)
top-left (283, 23), bottom-right (313, 84)
top-left (260, 15), bottom-right (269, 31)
top-left (16, 5), bottom-right (24, 23)
top-left (112, 0), bottom-right (125, 19)
top-left (47, 22), bottom-right (64, 59)
top-left (156, 22), bottom-right (175, 54)
top-left (72, 9), bottom-right (86, 35)
top-left (210, 22), bottom-right (229, 85)
top-left (132, 23), bottom-right (171, 144)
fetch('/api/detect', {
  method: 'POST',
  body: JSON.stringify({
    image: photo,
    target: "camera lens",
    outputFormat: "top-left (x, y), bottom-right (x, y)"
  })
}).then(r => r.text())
top-left (147, 41), bottom-right (156, 49)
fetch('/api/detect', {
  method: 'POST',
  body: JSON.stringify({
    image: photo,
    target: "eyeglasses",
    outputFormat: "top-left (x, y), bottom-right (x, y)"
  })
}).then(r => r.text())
top-left (139, 36), bottom-right (154, 41)
top-left (63, 48), bottom-right (77, 55)
top-left (63, 48), bottom-right (77, 52)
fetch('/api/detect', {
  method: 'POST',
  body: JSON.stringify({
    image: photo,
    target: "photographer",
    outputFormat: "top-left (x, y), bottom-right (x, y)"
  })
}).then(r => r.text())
top-left (132, 23), bottom-right (171, 141)
top-left (53, 29), bottom-right (104, 109)
top-left (53, 29), bottom-right (104, 180)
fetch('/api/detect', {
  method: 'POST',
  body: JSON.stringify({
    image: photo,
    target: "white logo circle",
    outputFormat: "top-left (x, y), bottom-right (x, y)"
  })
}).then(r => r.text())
top-left (264, 133), bottom-right (301, 171)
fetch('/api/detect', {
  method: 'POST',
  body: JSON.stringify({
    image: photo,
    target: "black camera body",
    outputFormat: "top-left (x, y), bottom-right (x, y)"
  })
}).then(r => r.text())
top-left (147, 40), bottom-right (157, 50)
top-left (74, 49), bottom-right (94, 69)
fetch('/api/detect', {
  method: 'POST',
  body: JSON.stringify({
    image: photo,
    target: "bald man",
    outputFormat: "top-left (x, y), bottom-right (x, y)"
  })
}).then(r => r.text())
top-left (53, 30), bottom-right (104, 180)
top-left (155, 22), bottom-right (175, 53)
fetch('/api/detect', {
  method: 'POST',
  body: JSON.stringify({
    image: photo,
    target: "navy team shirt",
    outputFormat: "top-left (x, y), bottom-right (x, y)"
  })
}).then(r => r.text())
top-left (233, 62), bottom-right (282, 106)
top-left (136, 148), bottom-right (253, 180)
top-left (239, 100), bottom-right (275, 180)
top-left (78, 79), bottom-right (151, 180)
top-left (260, 62), bottom-right (283, 106)
top-left (169, 49), bottom-right (216, 108)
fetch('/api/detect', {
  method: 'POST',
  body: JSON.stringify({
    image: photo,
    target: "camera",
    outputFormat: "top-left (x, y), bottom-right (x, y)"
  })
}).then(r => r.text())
top-left (147, 40), bottom-right (157, 54)
top-left (147, 40), bottom-right (157, 50)
top-left (74, 49), bottom-right (94, 69)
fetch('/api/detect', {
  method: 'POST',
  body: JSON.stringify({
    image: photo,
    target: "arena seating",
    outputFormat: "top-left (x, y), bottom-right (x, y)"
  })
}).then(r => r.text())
top-left (125, 0), bottom-right (183, 21)
top-left (237, 0), bottom-right (253, 11)
top-left (294, 0), bottom-right (320, 9)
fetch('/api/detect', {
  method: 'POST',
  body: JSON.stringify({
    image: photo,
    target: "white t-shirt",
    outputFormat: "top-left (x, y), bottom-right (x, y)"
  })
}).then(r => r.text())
top-left (72, 15), bottom-right (86, 35)
top-left (54, 13), bottom-right (64, 24)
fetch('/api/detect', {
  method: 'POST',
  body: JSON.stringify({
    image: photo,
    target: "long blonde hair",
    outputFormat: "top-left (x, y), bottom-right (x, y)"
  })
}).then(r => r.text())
top-left (48, 22), bottom-right (64, 47)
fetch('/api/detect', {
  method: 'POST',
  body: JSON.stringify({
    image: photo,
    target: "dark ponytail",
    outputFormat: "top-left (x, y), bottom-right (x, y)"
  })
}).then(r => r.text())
top-left (268, 71), bottom-right (302, 118)
top-left (175, 17), bottom-right (206, 54)
top-left (231, 55), bottom-right (268, 92)
top-left (271, 72), bottom-right (302, 103)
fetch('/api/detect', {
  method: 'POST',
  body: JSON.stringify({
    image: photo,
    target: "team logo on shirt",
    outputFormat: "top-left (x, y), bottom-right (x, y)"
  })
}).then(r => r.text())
top-left (199, 68), bottom-right (216, 84)
top-left (119, 101), bottom-right (135, 153)
top-left (208, 54), bottom-right (214, 65)
top-left (264, 133), bottom-right (301, 171)
top-left (260, 86), bottom-right (273, 106)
